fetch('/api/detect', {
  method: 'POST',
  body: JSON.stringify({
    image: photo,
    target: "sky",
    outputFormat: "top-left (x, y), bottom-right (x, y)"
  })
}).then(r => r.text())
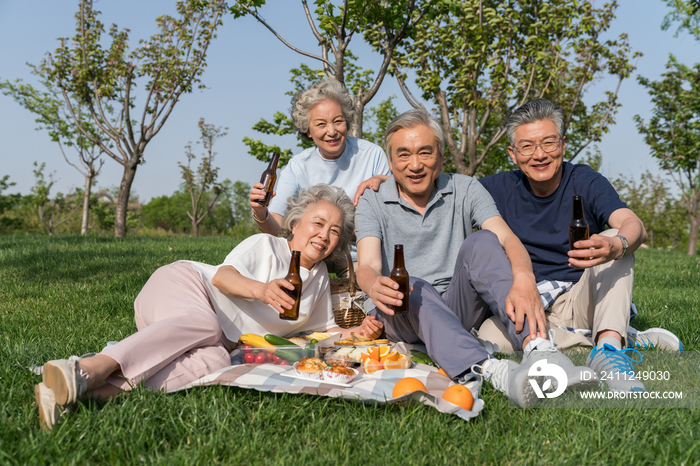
top-left (0, 0), bottom-right (697, 203)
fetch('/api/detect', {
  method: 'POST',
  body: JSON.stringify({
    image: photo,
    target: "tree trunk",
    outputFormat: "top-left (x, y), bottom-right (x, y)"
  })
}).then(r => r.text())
top-left (80, 172), bottom-right (94, 235)
top-left (688, 214), bottom-right (699, 256)
top-left (192, 220), bottom-right (199, 238)
top-left (114, 161), bottom-right (138, 238)
top-left (351, 99), bottom-right (365, 139)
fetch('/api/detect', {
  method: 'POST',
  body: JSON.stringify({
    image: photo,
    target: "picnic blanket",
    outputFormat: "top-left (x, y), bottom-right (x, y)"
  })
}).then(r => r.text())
top-left (174, 361), bottom-right (485, 421)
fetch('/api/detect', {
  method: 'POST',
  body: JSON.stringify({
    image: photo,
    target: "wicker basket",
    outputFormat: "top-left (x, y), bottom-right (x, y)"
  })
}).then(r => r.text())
top-left (330, 244), bottom-right (366, 328)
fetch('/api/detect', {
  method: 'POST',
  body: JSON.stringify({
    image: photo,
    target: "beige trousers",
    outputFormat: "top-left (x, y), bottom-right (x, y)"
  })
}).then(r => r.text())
top-left (477, 229), bottom-right (635, 352)
top-left (102, 261), bottom-right (235, 392)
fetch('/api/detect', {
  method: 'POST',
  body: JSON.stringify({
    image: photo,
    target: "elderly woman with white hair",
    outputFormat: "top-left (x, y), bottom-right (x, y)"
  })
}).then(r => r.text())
top-left (249, 79), bottom-right (391, 273)
top-left (35, 184), bottom-right (383, 430)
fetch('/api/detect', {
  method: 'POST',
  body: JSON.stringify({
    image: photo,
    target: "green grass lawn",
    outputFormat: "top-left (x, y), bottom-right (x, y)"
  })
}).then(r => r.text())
top-left (1, 234), bottom-right (699, 465)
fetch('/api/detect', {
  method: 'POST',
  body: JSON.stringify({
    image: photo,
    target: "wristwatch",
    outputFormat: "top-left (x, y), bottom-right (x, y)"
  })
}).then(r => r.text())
top-left (614, 235), bottom-right (629, 259)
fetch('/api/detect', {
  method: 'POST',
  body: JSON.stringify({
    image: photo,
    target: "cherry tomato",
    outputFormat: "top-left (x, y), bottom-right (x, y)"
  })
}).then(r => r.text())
top-left (279, 359), bottom-right (290, 366)
top-left (267, 352), bottom-right (275, 362)
top-left (243, 353), bottom-right (255, 364)
top-left (242, 344), bottom-right (253, 354)
top-left (255, 353), bottom-right (267, 364)
top-left (272, 355), bottom-right (281, 364)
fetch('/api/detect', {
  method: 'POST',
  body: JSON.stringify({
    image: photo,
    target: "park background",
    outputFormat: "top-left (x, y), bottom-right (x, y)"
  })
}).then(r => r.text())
top-left (0, 0), bottom-right (699, 253)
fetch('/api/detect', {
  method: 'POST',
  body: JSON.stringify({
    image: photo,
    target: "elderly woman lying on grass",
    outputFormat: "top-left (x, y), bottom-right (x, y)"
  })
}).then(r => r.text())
top-left (36, 184), bottom-right (383, 430)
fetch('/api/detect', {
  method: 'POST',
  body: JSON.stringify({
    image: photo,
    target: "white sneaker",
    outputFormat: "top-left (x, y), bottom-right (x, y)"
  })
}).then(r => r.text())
top-left (628, 328), bottom-right (683, 352)
top-left (586, 344), bottom-right (645, 392)
top-left (43, 356), bottom-right (89, 406)
top-left (523, 330), bottom-right (600, 392)
top-left (473, 359), bottom-right (539, 409)
top-left (35, 383), bottom-right (70, 430)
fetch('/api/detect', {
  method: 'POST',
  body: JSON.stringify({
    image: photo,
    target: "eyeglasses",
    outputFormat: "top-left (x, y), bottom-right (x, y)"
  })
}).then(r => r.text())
top-left (513, 138), bottom-right (562, 156)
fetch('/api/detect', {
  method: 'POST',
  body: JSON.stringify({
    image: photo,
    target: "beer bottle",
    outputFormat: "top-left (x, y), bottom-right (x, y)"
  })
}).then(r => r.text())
top-left (280, 250), bottom-right (302, 320)
top-left (390, 244), bottom-right (410, 314)
top-left (254, 152), bottom-right (280, 206)
top-left (568, 195), bottom-right (589, 251)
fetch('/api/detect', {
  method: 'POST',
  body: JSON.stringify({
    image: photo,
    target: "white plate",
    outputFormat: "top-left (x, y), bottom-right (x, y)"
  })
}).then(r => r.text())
top-left (279, 368), bottom-right (362, 387)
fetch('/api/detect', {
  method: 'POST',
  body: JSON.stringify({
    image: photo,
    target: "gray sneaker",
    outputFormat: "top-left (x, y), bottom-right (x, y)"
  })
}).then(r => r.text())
top-left (586, 344), bottom-right (645, 392)
top-left (473, 359), bottom-right (539, 409)
top-left (628, 328), bottom-right (683, 352)
top-left (523, 333), bottom-right (600, 392)
top-left (42, 356), bottom-right (89, 406)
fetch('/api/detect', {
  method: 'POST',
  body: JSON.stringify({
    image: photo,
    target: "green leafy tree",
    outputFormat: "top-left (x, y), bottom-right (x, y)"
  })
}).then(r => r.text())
top-left (179, 118), bottom-right (228, 237)
top-left (0, 176), bottom-right (23, 233)
top-left (141, 190), bottom-right (192, 233)
top-left (38, 0), bottom-right (225, 237)
top-left (0, 78), bottom-right (105, 235)
top-left (230, 0), bottom-right (436, 137)
top-left (31, 162), bottom-right (81, 236)
top-left (662, 0), bottom-right (700, 40)
top-left (385, 0), bottom-right (639, 176)
top-left (635, 56), bottom-right (700, 255)
top-left (613, 171), bottom-right (688, 250)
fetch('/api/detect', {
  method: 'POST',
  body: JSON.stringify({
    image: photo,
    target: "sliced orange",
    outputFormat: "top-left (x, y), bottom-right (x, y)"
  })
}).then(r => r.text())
top-left (384, 354), bottom-right (410, 369)
top-left (378, 346), bottom-right (391, 359)
top-left (359, 352), bottom-right (371, 363)
top-left (380, 350), bottom-right (400, 363)
top-left (368, 346), bottom-right (381, 362)
top-left (363, 358), bottom-right (384, 374)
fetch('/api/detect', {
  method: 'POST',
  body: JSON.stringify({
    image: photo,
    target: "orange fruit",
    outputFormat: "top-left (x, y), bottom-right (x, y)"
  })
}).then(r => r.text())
top-left (384, 354), bottom-right (410, 369)
top-left (368, 347), bottom-right (381, 362)
top-left (442, 384), bottom-right (474, 411)
top-left (363, 358), bottom-right (384, 374)
top-left (360, 352), bottom-right (371, 363)
top-left (437, 367), bottom-right (450, 378)
top-left (378, 346), bottom-right (391, 359)
top-left (380, 350), bottom-right (400, 363)
top-left (392, 377), bottom-right (427, 398)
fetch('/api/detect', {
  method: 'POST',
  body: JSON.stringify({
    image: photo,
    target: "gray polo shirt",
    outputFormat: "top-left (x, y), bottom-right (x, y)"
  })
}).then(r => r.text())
top-left (355, 173), bottom-right (500, 293)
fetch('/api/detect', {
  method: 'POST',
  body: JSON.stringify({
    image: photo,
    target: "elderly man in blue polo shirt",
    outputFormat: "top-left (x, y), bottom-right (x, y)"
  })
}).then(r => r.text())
top-left (355, 109), bottom-right (598, 408)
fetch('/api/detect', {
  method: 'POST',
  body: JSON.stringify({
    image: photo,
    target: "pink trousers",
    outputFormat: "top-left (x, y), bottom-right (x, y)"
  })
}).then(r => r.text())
top-left (102, 261), bottom-right (235, 392)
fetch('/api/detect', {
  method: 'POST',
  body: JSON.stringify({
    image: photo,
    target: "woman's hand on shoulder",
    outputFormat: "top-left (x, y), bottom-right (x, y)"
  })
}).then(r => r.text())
top-left (256, 279), bottom-right (296, 314)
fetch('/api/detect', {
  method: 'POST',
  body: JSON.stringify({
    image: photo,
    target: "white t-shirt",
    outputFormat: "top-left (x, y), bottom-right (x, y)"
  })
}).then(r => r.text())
top-left (269, 136), bottom-right (390, 215)
top-left (190, 235), bottom-right (336, 342)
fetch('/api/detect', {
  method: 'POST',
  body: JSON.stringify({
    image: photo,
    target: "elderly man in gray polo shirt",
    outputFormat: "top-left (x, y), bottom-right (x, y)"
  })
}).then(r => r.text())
top-left (355, 109), bottom-right (598, 407)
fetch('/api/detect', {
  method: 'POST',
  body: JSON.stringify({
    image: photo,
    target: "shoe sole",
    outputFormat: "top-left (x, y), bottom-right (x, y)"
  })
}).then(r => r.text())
top-left (35, 384), bottom-right (55, 431)
top-left (43, 361), bottom-right (76, 406)
top-left (636, 328), bottom-right (683, 352)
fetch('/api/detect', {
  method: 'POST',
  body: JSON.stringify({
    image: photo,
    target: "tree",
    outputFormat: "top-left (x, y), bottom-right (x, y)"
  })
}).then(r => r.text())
top-left (613, 171), bottom-right (688, 250)
top-left (662, 0), bottom-right (700, 40)
top-left (635, 56), bottom-right (700, 255)
top-left (230, 0), bottom-right (436, 136)
top-left (31, 162), bottom-right (81, 236)
top-left (179, 118), bottom-right (228, 237)
top-left (0, 176), bottom-right (23, 233)
top-left (0, 78), bottom-right (105, 235)
top-left (387, 0), bottom-right (639, 176)
top-left (38, 0), bottom-right (225, 237)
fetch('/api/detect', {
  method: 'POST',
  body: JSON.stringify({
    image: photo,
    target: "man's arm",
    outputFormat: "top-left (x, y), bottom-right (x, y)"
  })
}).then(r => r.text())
top-left (568, 207), bottom-right (647, 268)
top-left (481, 216), bottom-right (547, 340)
top-left (356, 236), bottom-right (405, 316)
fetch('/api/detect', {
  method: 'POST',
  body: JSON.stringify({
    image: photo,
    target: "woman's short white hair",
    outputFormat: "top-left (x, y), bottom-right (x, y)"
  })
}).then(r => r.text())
top-left (290, 79), bottom-right (356, 142)
top-left (280, 184), bottom-right (355, 261)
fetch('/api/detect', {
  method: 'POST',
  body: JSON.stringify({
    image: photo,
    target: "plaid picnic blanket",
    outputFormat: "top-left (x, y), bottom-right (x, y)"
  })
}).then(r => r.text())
top-left (174, 362), bottom-right (484, 421)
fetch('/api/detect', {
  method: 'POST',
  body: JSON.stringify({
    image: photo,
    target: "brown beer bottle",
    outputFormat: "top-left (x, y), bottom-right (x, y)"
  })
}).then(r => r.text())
top-left (280, 250), bottom-right (302, 320)
top-left (254, 152), bottom-right (280, 206)
top-left (390, 244), bottom-right (410, 314)
top-left (569, 195), bottom-right (589, 251)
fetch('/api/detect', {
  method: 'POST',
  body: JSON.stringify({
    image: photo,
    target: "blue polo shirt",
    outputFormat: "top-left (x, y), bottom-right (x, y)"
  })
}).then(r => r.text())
top-left (355, 173), bottom-right (500, 293)
top-left (480, 162), bottom-right (626, 283)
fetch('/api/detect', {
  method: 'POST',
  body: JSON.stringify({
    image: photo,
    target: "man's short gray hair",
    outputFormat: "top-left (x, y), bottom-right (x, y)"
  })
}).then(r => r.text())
top-left (290, 79), bottom-right (356, 142)
top-left (280, 184), bottom-right (355, 261)
top-left (384, 109), bottom-right (445, 158)
top-left (505, 98), bottom-right (565, 145)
